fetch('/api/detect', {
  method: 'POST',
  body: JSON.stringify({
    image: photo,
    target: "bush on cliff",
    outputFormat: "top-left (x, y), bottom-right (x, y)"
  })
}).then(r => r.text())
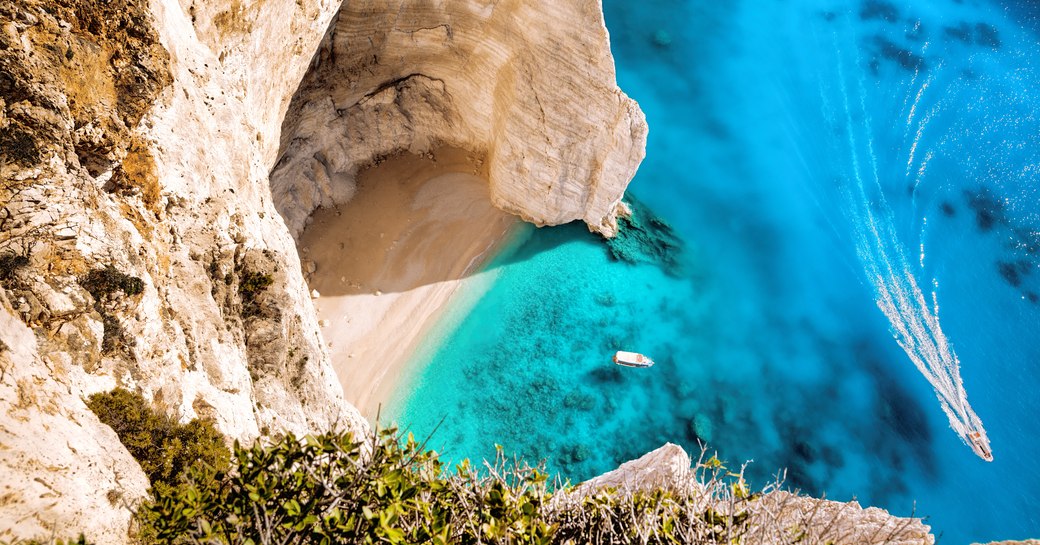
top-left (87, 394), bottom-right (923, 544)
top-left (140, 428), bottom-right (555, 544)
top-left (85, 388), bottom-right (229, 497)
top-left (136, 427), bottom-right (774, 545)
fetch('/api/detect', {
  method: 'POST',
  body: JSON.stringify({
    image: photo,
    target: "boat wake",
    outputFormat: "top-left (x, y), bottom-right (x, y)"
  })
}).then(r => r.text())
top-left (823, 37), bottom-right (993, 462)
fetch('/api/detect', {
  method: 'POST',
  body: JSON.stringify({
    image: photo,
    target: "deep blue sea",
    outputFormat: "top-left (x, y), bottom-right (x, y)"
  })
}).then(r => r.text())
top-left (388, 1), bottom-right (1040, 542)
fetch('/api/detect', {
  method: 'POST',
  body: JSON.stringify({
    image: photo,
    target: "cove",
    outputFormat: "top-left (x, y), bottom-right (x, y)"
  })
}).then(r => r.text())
top-left (388, 0), bottom-right (1040, 542)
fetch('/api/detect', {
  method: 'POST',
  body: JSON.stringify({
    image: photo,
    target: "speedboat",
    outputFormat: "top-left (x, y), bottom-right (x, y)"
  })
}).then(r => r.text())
top-left (968, 430), bottom-right (994, 462)
top-left (613, 351), bottom-right (655, 368)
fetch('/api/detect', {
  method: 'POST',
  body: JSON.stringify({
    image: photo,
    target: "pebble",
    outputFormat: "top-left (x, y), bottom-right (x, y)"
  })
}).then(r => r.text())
top-left (311, 289), bottom-right (320, 299)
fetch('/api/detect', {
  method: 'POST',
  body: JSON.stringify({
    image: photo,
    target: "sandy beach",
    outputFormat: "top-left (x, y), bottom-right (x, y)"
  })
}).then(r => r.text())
top-left (297, 148), bottom-right (518, 421)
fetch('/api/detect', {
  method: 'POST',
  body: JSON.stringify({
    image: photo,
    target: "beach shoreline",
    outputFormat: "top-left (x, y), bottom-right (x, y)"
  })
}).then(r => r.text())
top-left (297, 148), bottom-right (520, 421)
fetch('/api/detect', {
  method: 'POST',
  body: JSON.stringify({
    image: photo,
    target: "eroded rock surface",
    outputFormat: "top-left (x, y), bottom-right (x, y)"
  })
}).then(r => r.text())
top-left (1, 0), bottom-right (364, 539)
top-left (270, 0), bottom-right (648, 238)
top-left (0, 293), bottom-right (151, 541)
top-left (557, 443), bottom-right (935, 545)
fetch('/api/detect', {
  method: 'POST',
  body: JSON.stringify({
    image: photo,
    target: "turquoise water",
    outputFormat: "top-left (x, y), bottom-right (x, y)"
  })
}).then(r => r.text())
top-left (389, 1), bottom-right (1040, 542)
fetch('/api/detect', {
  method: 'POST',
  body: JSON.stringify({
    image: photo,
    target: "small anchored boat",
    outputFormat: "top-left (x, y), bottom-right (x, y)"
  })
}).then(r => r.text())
top-left (968, 430), bottom-right (993, 462)
top-left (613, 351), bottom-right (655, 368)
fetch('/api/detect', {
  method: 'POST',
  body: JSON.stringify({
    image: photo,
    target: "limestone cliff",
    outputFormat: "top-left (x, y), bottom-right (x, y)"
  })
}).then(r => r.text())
top-left (0, 0), bottom-right (363, 538)
top-left (270, 0), bottom-right (648, 238)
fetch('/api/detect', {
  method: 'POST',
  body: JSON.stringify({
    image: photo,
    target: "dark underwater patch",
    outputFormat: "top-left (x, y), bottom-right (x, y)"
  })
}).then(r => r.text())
top-left (606, 197), bottom-right (684, 276)
top-left (794, 440), bottom-right (817, 463)
top-left (864, 356), bottom-right (938, 481)
top-left (997, 260), bottom-right (1032, 289)
top-left (873, 36), bottom-right (926, 72)
top-left (964, 187), bottom-right (1007, 232)
top-left (940, 201), bottom-right (956, 217)
top-left (1011, 228), bottom-right (1040, 255)
top-left (944, 22), bottom-right (974, 43)
top-left (943, 22), bottom-right (1001, 48)
top-left (781, 456), bottom-right (818, 492)
top-left (587, 364), bottom-right (625, 385)
top-left (860, 0), bottom-right (900, 22)
top-left (997, 261), bottom-right (1022, 287)
top-left (975, 23), bottom-right (1001, 48)
top-left (959, 192), bottom-right (1040, 299)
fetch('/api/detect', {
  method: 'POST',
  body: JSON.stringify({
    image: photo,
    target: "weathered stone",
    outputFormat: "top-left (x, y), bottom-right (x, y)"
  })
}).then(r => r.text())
top-left (270, 0), bottom-right (648, 239)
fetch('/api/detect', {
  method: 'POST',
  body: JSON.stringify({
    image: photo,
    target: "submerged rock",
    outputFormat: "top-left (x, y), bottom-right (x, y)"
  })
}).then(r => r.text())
top-left (605, 197), bottom-right (684, 275)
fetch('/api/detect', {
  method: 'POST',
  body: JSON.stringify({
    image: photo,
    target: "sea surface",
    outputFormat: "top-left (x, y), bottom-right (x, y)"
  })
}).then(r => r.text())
top-left (388, 1), bottom-right (1040, 542)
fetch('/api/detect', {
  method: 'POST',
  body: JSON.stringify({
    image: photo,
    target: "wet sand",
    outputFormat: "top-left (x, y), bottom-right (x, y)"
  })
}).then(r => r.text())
top-left (297, 148), bottom-right (518, 421)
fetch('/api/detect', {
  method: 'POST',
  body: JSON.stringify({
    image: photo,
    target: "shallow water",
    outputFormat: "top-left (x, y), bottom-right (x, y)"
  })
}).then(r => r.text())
top-left (389, 0), bottom-right (1040, 541)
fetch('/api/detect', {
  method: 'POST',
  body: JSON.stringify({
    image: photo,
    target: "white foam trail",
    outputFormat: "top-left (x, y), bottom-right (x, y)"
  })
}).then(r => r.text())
top-left (831, 44), bottom-right (992, 461)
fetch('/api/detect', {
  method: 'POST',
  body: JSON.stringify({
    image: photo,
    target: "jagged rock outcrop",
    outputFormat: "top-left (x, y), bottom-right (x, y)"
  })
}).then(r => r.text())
top-left (566, 442), bottom-right (692, 499)
top-left (559, 443), bottom-right (935, 545)
top-left (270, 0), bottom-right (648, 239)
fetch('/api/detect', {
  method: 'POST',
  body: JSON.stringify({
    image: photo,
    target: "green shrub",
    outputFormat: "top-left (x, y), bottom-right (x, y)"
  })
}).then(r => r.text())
top-left (79, 266), bottom-right (144, 299)
top-left (238, 270), bottom-right (273, 318)
top-left (93, 421), bottom-right (924, 545)
top-left (140, 428), bottom-right (554, 544)
top-left (85, 388), bottom-right (229, 497)
top-left (81, 393), bottom-right (923, 545)
top-left (138, 427), bottom-right (775, 545)
top-left (78, 266), bottom-right (144, 355)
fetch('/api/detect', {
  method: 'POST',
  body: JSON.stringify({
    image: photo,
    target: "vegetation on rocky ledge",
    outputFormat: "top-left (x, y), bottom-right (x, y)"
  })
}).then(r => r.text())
top-left (75, 388), bottom-right (929, 545)
top-left (79, 267), bottom-right (145, 354)
top-left (85, 388), bottom-right (229, 498)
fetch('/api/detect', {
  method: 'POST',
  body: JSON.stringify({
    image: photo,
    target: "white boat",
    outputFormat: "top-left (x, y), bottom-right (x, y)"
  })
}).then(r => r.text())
top-left (613, 351), bottom-right (655, 368)
top-left (968, 431), bottom-right (994, 462)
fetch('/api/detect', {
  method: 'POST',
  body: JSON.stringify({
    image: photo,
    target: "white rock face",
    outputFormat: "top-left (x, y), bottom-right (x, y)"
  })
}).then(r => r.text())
top-left (566, 442), bottom-right (691, 499)
top-left (554, 443), bottom-right (934, 545)
top-left (119, 0), bottom-right (371, 437)
top-left (0, 0), bottom-right (366, 539)
top-left (270, 0), bottom-right (648, 238)
top-left (0, 293), bottom-right (150, 541)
